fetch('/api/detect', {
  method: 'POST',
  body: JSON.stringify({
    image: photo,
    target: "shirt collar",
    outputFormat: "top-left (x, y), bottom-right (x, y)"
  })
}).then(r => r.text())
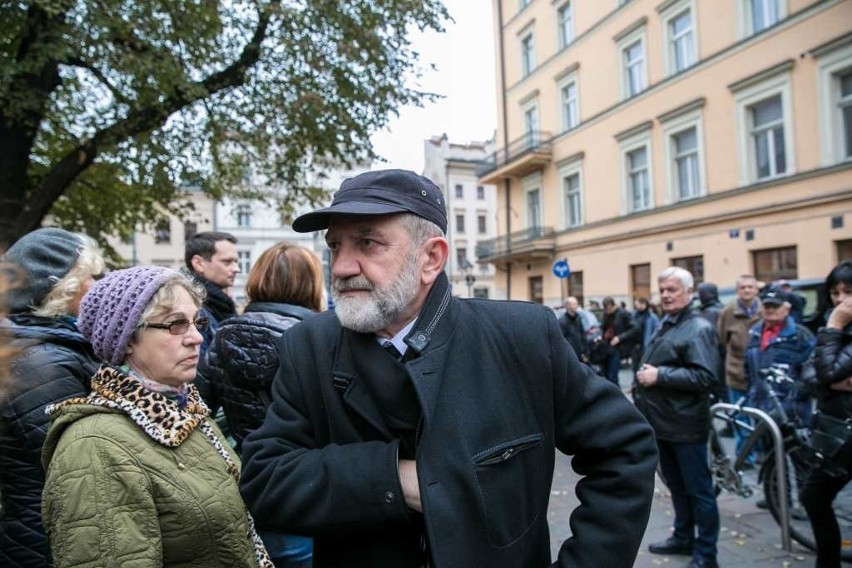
top-left (377, 317), bottom-right (418, 355)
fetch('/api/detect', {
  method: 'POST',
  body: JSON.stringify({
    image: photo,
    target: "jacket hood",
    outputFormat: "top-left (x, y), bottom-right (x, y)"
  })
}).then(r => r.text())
top-left (7, 314), bottom-right (92, 350)
top-left (42, 402), bottom-right (118, 469)
top-left (697, 283), bottom-right (719, 306)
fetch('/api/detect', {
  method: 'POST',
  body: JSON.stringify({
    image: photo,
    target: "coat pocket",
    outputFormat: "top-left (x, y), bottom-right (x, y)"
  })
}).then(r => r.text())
top-left (472, 433), bottom-right (545, 548)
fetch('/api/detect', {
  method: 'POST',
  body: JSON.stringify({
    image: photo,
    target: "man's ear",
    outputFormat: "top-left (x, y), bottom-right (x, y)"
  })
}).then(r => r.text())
top-left (420, 237), bottom-right (449, 286)
top-left (190, 254), bottom-right (205, 275)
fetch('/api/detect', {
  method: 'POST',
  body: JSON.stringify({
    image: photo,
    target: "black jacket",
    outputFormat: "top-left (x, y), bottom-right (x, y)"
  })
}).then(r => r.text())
top-left (806, 323), bottom-right (852, 420)
top-left (602, 308), bottom-right (639, 358)
top-left (196, 302), bottom-right (315, 451)
top-left (0, 315), bottom-right (99, 567)
top-left (633, 305), bottom-right (720, 444)
top-left (240, 273), bottom-right (658, 567)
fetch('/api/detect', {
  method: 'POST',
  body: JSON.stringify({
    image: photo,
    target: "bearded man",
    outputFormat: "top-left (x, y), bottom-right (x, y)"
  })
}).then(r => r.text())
top-left (239, 169), bottom-right (658, 568)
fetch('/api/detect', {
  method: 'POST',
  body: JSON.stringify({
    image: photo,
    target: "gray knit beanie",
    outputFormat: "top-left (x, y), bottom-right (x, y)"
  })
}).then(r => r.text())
top-left (3, 228), bottom-right (86, 314)
top-left (78, 266), bottom-right (181, 365)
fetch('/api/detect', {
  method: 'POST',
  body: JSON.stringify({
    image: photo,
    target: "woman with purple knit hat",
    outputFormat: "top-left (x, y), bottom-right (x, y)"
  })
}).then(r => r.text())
top-left (40, 266), bottom-right (272, 568)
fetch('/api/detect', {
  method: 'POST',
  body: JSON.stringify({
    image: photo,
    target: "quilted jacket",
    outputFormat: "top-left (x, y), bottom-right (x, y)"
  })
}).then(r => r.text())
top-left (0, 315), bottom-right (98, 567)
top-left (195, 301), bottom-right (315, 451)
top-left (808, 322), bottom-right (852, 420)
top-left (41, 366), bottom-right (268, 568)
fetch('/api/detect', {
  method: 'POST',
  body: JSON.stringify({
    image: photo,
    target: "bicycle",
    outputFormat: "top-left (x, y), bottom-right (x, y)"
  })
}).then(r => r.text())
top-left (710, 364), bottom-right (852, 561)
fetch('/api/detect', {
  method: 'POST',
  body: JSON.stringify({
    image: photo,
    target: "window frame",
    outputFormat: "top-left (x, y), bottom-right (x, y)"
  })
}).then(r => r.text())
top-left (660, 0), bottom-right (698, 76)
top-left (661, 107), bottom-right (706, 203)
top-left (617, 26), bottom-right (648, 100)
top-left (521, 31), bottom-right (536, 77)
top-left (558, 158), bottom-right (584, 228)
top-left (455, 212), bottom-right (466, 234)
top-left (237, 250), bottom-right (252, 275)
top-left (236, 204), bottom-right (252, 228)
top-left (619, 128), bottom-right (654, 214)
top-left (737, 0), bottom-right (787, 39)
top-left (734, 71), bottom-right (795, 185)
top-left (557, 70), bottom-right (580, 133)
top-left (556, 1), bottom-right (574, 50)
top-left (817, 42), bottom-right (852, 166)
top-left (523, 173), bottom-right (543, 230)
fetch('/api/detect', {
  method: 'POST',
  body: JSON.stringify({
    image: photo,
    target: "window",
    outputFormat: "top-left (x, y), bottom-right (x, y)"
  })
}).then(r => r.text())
top-left (520, 0), bottom-right (531, 8)
top-left (154, 219), bottom-right (171, 244)
top-left (750, 95), bottom-right (786, 179)
top-left (838, 239), bottom-right (852, 263)
top-left (236, 204), bottom-right (252, 227)
top-left (476, 185), bottom-right (485, 200)
top-left (529, 276), bottom-right (544, 304)
top-left (523, 103), bottom-right (540, 147)
top-left (183, 221), bottom-right (198, 241)
top-left (557, 2), bottom-right (574, 49)
top-left (618, 126), bottom-right (654, 214)
top-left (568, 271), bottom-right (584, 307)
top-left (672, 255), bottom-right (704, 284)
top-left (753, 246), bottom-right (797, 282)
top-left (560, 159), bottom-right (583, 227)
top-left (455, 184), bottom-right (463, 198)
top-left (456, 247), bottom-right (469, 270)
top-left (527, 188), bottom-right (541, 229)
top-left (627, 147), bottom-right (650, 212)
top-left (455, 213), bottom-right (466, 233)
top-left (738, 0), bottom-right (786, 37)
top-left (662, 2), bottom-right (697, 75)
top-left (473, 288), bottom-right (490, 299)
top-left (477, 214), bottom-right (487, 234)
top-left (622, 37), bottom-right (646, 98)
top-left (733, 68), bottom-right (794, 185)
top-left (559, 77), bottom-right (579, 132)
top-left (521, 32), bottom-right (535, 77)
top-left (816, 42), bottom-right (852, 165)
top-left (673, 127), bottom-right (701, 200)
top-left (238, 250), bottom-right (252, 275)
top-left (631, 263), bottom-right (651, 301)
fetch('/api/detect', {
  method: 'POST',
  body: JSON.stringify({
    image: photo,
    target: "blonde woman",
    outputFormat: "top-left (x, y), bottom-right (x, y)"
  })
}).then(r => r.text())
top-left (0, 228), bottom-right (105, 567)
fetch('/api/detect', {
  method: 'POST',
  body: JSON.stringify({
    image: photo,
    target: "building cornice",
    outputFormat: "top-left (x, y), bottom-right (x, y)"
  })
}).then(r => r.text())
top-left (657, 97), bottom-right (706, 123)
top-left (612, 16), bottom-right (648, 43)
top-left (727, 59), bottom-right (795, 92)
top-left (809, 30), bottom-right (852, 57)
top-left (553, 62), bottom-right (580, 83)
top-left (614, 120), bottom-right (653, 142)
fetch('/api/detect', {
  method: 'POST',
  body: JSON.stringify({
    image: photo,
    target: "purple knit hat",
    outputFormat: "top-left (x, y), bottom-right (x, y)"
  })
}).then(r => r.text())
top-left (78, 266), bottom-right (182, 365)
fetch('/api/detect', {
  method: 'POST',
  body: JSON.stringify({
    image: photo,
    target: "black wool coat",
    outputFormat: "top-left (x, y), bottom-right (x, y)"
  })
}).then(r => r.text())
top-left (240, 274), bottom-right (658, 567)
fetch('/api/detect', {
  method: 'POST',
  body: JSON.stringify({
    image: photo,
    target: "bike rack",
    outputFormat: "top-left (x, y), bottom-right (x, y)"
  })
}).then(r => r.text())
top-left (710, 402), bottom-right (792, 552)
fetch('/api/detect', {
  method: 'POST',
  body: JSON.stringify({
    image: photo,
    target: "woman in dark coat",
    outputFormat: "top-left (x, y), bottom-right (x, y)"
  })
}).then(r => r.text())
top-left (800, 261), bottom-right (852, 568)
top-left (0, 228), bottom-right (104, 567)
top-left (198, 241), bottom-right (325, 568)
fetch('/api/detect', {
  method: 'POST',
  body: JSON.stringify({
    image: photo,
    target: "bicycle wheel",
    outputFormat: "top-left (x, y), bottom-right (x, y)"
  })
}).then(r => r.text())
top-left (763, 447), bottom-right (852, 562)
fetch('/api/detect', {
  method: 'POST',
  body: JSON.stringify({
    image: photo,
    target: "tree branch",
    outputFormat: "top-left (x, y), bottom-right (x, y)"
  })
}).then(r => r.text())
top-left (65, 57), bottom-right (131, 106)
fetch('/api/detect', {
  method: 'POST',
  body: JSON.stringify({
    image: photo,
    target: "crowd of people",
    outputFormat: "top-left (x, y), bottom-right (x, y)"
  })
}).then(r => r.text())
top-left (0, 167), bottom-right (848, 568)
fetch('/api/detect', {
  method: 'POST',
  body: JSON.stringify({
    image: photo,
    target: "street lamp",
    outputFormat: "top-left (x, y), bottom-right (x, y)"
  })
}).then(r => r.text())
top-left (462, 260), bottom-right (476, 298)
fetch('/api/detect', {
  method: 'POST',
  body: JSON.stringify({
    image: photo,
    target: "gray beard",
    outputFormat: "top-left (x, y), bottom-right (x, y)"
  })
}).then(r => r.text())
top-left (332, 252), bottom-right (421, 334)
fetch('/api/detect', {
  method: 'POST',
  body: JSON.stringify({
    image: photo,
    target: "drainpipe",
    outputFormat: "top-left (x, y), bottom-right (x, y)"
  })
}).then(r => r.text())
top-left (497, 0), bottom-right (512, 299)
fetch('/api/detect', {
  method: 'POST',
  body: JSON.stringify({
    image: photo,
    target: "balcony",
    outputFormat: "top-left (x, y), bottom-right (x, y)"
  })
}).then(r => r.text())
top-left (476, 131), bottom-right (553, 184)
top-left (476, 225), bottom-right (556, 265)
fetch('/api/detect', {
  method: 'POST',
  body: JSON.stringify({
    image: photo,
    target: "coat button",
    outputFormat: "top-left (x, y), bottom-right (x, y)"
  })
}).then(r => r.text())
top-left (384, 491), bottom-right (395, 504)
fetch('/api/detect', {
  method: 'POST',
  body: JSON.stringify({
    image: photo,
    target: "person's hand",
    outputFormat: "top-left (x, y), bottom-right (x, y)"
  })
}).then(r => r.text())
top-left (828, 297), bottom-right (852, 329)
top-left (610, 336), bottom-right (620, 347)
top-left (829, 377), bottom-right (852, 392)
top-left (399, 459), bottom-right (421, 512)
top-left (636, 364), bottom-right (659, 387)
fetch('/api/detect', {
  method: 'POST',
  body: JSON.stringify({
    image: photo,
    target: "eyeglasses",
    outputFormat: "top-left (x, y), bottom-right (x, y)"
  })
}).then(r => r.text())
top-left (142, 317), bottom-right (210, 336)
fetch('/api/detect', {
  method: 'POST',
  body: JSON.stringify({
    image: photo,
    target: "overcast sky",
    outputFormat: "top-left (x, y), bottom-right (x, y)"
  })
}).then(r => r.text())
top-left (369, 0), bottom-right (497, 173)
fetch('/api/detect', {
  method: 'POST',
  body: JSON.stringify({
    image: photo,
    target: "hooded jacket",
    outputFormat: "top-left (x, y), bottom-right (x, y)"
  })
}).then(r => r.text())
top-left (41, 365), bottom-right (270, 568)
top-left (0, 315), bottom-right (99, 568)
top-left (240, 273), bottom-right (658, 567)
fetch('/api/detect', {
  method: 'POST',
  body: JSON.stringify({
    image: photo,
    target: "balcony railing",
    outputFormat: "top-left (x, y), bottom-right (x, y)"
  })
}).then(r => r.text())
top-left (476, 130), bottom-right (552, 178)
top-left (476, 225), bottom-right (556, 263)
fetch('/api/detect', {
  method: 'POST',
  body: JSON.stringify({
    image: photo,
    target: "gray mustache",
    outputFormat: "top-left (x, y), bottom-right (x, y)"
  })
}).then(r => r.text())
top-left (333, 277), bottom-right (374, 293)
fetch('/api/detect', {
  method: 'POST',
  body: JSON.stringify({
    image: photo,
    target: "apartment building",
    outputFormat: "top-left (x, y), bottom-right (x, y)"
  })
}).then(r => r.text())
top-left (478, 0), bottom-right (852, 309)
top-left (423, 134), bottom-right (500, 299)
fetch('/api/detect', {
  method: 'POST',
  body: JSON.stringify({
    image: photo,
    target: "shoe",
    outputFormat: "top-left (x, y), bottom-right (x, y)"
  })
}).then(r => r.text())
top-left (687, 557), bottom-right (719, 568)
top-left (756, 498), bottom-right (768, 510)
top-left (718, 424), bottom-right (734, 438)
top-left (648, 537), bottom-right (694, 556)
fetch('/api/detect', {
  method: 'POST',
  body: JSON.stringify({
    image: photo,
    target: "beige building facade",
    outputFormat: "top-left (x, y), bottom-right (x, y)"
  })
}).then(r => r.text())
top-left (478, 0), bottom-right (852, 309)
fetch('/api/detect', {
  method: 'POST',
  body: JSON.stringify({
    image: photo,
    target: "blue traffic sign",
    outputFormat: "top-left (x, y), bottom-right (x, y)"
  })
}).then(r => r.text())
top-left (552, 259), bottom-right (571, 279)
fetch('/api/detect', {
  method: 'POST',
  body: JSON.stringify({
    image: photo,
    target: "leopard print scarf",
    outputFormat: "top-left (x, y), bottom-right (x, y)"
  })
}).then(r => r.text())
top-left (48, 364), bottom-right (273, 568)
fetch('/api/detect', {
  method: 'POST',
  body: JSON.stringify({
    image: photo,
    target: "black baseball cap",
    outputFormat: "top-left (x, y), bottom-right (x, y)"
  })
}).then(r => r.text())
top-left (292, 169), bottom-right (447, 233)
top-left (760, 289), bottom-right (789, 306)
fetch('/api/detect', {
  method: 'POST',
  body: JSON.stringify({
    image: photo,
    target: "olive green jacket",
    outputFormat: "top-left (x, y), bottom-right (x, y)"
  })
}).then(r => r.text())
top-left (42, 367), bottom-right (265, 568)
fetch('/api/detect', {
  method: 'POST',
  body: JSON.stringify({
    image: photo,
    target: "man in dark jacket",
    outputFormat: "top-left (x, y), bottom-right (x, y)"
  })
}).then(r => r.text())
top-left (185, 231), bottom-right (240, 355)
top-left (558, 296), bottom-right (597, 362)
top-left (598, 296), bottom-right (639, 386)
top-left (696, 282), bottom-right (728, 405)
top-left (0, 228), bottom-right (104, 567)
top-left (240, 169), bottom-right (658, 567)
top-left (634, 266), bottom-right (721, 568)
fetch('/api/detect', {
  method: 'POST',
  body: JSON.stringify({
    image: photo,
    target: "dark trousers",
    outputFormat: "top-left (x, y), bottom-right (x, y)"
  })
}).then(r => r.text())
top-left (605, 352), bottom-right (621, 386)
top-left (800, 440), bottom-right (852, 568)
top-left (658, 440), bottom-right (720, 562)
